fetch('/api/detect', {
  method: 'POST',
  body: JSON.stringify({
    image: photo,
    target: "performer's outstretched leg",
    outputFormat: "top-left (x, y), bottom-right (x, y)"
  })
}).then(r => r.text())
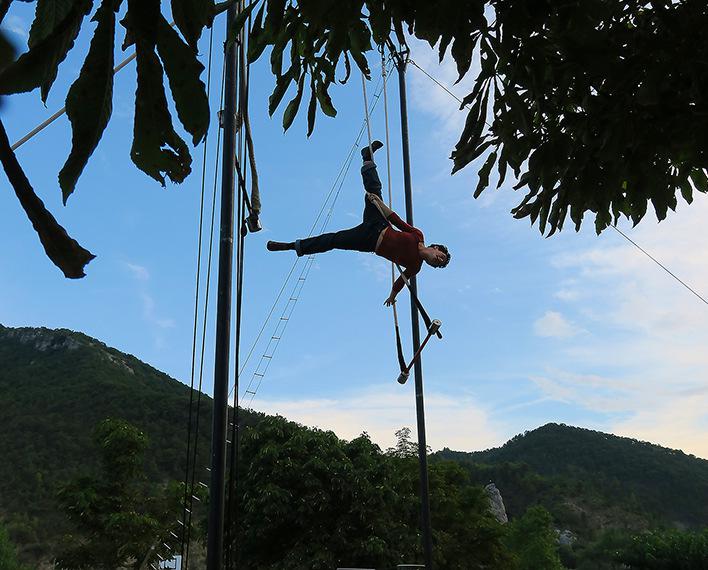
top-left (296, 223), bottom-right (377, 256)
top-left (267, 140), bottom-right (386, 256)
top-left (361, 141), bottom-right (386, 224)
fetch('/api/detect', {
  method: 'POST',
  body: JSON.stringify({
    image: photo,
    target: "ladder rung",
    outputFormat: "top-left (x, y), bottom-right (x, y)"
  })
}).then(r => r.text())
top-left (262, 355), bottom-right (272, 359)
top-left (253, 372), bottom-right (264, 377)
top-left (271, 336), bottom-right (281, 340)
top-left (280, 317), bottom-right (289, 321)
top-left (245, 390), bottom-right (256, 395)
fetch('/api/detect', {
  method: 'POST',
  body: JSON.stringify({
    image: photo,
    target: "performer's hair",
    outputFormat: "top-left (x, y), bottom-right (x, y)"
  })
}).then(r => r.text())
top-left (429, 244), bottom-right (451, 268)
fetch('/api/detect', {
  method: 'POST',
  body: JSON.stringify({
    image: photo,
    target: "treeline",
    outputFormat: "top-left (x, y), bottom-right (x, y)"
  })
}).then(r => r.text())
top-left (7, 417), bottom-right (564, 569)
top-left (6, 415), bottom-right (708, 569)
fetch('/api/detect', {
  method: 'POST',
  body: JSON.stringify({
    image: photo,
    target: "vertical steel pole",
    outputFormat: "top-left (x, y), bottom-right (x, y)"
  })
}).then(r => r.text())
top-left (207, 5), bottom-right (239, 569)
top-left (395, 50), bottom-right (435, 570)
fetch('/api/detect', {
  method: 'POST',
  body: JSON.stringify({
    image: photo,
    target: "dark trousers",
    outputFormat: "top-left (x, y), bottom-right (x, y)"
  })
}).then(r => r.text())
top-left (296, 161), bottom-right (389, 256)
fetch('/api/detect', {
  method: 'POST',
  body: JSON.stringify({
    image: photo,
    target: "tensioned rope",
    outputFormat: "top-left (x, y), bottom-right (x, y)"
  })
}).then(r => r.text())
top-left (180, 22), bottom-right (217, 564)
top-left (178, 50), bottom-right (395, 570)
top-left (611, 225), bottom-right (708, 306)
top-left (238, 62), bottom-right (394, 408)
top-left (180, 41), bottom-right (228, 570)
top-left (380, 46), bottom-right (407, 372)
top-left (408, 58), bottom-right (708, 309)
top-left (360, 59), bottom-right (440, 340)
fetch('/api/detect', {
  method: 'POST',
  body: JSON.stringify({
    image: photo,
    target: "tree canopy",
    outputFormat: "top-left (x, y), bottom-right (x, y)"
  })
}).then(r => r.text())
top-left (1, 0), bottom-right (707, 276)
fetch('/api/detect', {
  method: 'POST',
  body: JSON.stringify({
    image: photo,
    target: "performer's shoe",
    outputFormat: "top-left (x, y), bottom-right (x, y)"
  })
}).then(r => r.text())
top-left (267, 241), bottom-right (295, 252)
top-left (361, 140), bottom-right (383, 162)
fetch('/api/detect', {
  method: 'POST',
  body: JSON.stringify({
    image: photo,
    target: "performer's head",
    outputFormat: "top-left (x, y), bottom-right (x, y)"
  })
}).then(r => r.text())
top-left (422, 244), bottom-right (451, 268)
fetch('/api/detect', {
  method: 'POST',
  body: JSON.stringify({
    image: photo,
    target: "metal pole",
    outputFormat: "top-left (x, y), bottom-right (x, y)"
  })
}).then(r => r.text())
top-left (207, 5), bottom-right (239, 569)
top-left (394, 48), bottom-right (435, 570)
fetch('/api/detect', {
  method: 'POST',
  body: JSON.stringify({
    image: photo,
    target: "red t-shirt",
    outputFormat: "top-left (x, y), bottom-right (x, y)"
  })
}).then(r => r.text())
top-left (375, 212), bottom-right (424, 294)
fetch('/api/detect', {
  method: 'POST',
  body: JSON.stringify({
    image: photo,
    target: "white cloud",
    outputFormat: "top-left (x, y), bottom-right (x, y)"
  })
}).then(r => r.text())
top-left (248, 386), bottom-right (503, 452)
top-left (408, 40), bottom-right (477, 145)
top-left (140, 293), bottom-right (175, 329)
top-left (554, 288), bottom-right (579, 301)
top-left (125, 262), bottom-right (150, 281)
top-left (527, 194), bottom-right (708, 458)
top-left (533, 311), bottom-right (582, 339)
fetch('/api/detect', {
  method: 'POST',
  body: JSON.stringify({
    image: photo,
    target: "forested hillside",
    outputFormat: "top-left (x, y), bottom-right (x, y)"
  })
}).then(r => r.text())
top-left (2, 325), bottom-right (708, 569)
top-left (0, 325), bottom-right (261, 561)
top-left (437, 423), bottom-right (708, 527)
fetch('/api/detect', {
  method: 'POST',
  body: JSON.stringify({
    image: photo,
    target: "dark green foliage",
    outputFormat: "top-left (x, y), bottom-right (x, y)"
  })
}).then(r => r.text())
top-left (232, 415), bottom-right (512, 570)
top-left (4, 324), bottom-right (708, 568)
top-left (3, 1), bottom-right (708, 274)
top-left (505, 506), bottom-right (564, 570)
top-left (0, 522), bottom-right (28, 570)
top-left (616, 528), bottom-right (708, 570)
top-left (55, 419), bottom-right (183, 569)
top-left (458, 0), bottom-right (708, 235)
top-left (1, 0), bottom-right (210, 197)
top-left (0, 324), bottom-right (260, 564)
top-left (225, 0), bottom-right (708, 236)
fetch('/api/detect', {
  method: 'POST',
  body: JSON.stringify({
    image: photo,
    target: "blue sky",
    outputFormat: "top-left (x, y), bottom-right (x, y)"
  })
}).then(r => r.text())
top-left (3, 4), bottom-right (708, 458)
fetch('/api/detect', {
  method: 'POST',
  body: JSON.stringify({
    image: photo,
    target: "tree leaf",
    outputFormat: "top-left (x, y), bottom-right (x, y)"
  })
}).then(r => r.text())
top-left (0, 119), bottom-right (95, 278)
top-left (366, 0), bottom-right (390, 45)
top-left (690, 169), bottom-right (708, 193)
top-left (226, 0), bottom-right (259, 49)
top-left (679, 178), bottom-right (693, 204)
top-left (315, 80), bottom-right (336, 117)
top-left (306, 76), bottom-right (316, 137)
top-left (59, 0), bottom-right (117, 204)
top-left (171, 0), bottom-right (210, 50)
top-left (474, 151), bottom-right (496, 198)
top-left (246, 2), bottom-right (269, 62)
top-left (282, 72), bottom-right (304, 131)
top-left (268, 70), bottom-right (291, 116)
top-left (156, 16), bottom-right (209, 145)
top-left (131, 36), bottom-right (191, 184)
top-left (28, 0), bottom-right (75, 48)
top-left (0, 0), bottom-right (92, 101)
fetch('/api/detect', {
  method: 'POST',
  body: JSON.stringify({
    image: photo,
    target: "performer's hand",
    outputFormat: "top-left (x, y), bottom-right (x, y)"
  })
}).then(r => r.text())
top-left (367, 192), bottom-right (382, 204)
top-left (384, 294), bottom-right (396, 307)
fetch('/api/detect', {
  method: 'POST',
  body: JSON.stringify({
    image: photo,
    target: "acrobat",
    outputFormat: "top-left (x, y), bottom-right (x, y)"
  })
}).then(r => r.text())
top-left (266, 141), bottom-right (450, 306)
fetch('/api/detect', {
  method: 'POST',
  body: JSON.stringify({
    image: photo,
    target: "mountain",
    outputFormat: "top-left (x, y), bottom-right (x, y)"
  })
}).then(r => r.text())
top-left (3, 324), bottom-right (708, 567)
top-left (0, 324), bottom-right (254, 562)
top-left (437, 423), bottom-right (708, 528)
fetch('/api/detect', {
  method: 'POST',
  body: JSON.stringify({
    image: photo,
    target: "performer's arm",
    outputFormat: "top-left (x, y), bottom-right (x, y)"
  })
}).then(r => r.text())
top-left (366, 194), bottom-right (424, 240)
top-left (366, 192), bottom-right (394, 218)
top-left (384, 268), bottom-right (416, 306)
